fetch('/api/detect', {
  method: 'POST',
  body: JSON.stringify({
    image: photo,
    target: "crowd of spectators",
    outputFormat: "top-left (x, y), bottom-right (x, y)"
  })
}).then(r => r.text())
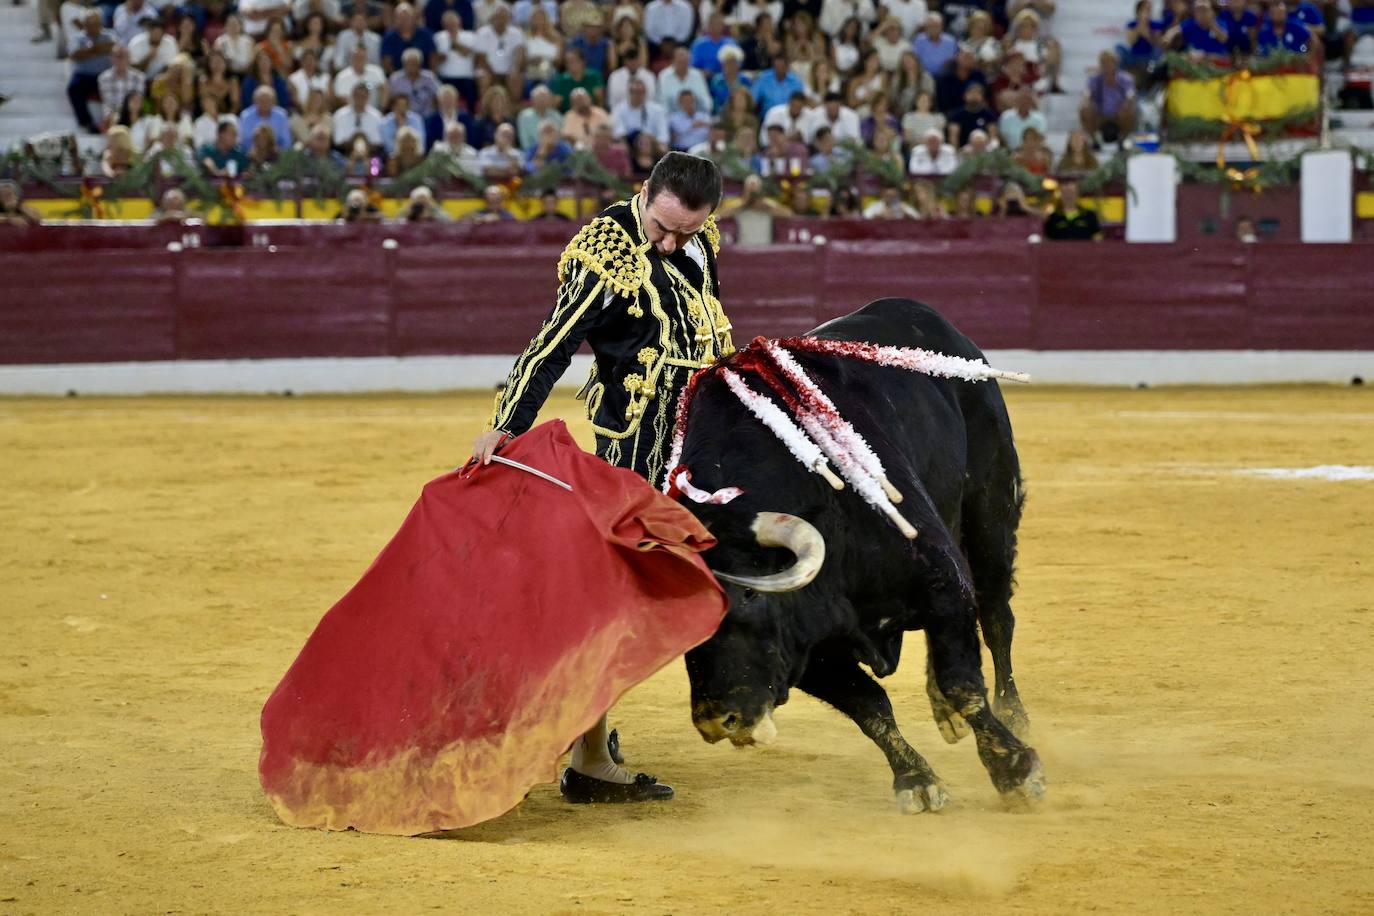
top-left (27, 0), bottom-right (1083, 218)
top-left (12, 0), bottom-right (1355, 222)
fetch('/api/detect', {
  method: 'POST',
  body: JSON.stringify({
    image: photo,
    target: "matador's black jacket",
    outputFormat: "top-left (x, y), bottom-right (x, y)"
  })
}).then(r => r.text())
top-left (489, 196), bottom-right (734, 489)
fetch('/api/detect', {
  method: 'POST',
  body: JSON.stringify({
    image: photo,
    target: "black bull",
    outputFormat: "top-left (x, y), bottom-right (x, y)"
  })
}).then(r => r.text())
top-left (677, 299), bottom-right (1044, 812)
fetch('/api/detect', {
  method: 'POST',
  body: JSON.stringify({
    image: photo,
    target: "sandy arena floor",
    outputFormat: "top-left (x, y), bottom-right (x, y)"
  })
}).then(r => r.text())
top-left (2, 386), bottom-right (1372, 915)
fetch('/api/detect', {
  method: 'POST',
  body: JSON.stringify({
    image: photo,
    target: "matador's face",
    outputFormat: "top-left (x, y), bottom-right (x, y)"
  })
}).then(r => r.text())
top-left (639, 186), bottom-right (713, 256)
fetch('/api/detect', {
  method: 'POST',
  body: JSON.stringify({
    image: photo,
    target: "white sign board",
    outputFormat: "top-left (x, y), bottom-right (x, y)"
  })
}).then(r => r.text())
top-left (1125, 154), bottom-right (1177, 243)
top-left (1301, 150), bottom-right (1353, 243)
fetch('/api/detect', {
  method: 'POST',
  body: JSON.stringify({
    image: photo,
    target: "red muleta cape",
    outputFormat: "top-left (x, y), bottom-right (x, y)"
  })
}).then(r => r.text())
top-left (258, 420), bottom-right (727, 835)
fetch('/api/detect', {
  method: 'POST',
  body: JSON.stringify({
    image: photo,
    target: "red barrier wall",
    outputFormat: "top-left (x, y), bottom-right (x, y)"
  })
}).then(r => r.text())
top-left (2, 237), bottom-right (1372, 365)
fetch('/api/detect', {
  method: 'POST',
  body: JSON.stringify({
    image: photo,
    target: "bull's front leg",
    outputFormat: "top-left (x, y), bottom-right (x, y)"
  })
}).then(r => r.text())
top-left (797, 645), bottom-right (949, 814)
top-left (919, 549), bottom-right (1046, 805)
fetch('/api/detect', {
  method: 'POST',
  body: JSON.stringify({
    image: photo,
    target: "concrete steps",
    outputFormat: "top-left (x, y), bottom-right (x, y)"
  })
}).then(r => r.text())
top-left (0, 0), bottom-right (81, 153)
top-left (1037, 0), bottom-right (1126, 137)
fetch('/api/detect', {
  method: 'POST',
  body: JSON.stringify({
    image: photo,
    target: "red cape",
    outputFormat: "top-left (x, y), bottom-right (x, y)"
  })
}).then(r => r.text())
top-left (259, 421), bottom-right (727, 835)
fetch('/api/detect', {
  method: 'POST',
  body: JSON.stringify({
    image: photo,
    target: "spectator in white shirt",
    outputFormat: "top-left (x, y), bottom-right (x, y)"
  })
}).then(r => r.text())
top-left (760, 91), bottom-right (809, 144)
top-left (292, 0), bottom-right (342, 28)
top-left (430, 121), bottom-right (481, 174)
top-left (870, 16), bottom-right (909, 71)
top-left (289, 49), bottom-right (330, 109)
top-left (333, 12), bottom-right (382, 70)
top-left (474, 4), bottom-right (525, 98)
top-left (433, 10), bottom-right (478, 110)
top-left (477, 122), bottom-right (523, 178)
top-left (472, 0), bottom-right (507, 27)
top-left (819, 0), bottom-right (876, 37)
top-left (863, 185), bottom-right (920, 218)
top-left (611, 78), bottom-right (669, 148)
top-left (113, 0), bottom-right (157, 43)
top-left (657, 47), bottom-right (711, 114)
top-left (800, 91), bottom-right (860, 144)
top-left (907, 127), bottom-right (957, 174)
top-left (236, 0), bottom-right (290, 38)
top-left (334, 46), bottom-right (389, 110)
top-left (727, 0), bottom-right (782, 30)
top-left (606, 48), bottom-right (658, 110)
top-left (213, 15), bottom-right (255, 74)
top-left (879, 0), bottom-right (927, 36)
top-left (128, 18), bottom-right (177, 77)
top-left (333, 81), bottom-right (383, 151)
top-left (643, 0), bottom-right (694, 49)
top-left (193, 94), bottom-right (233, 150)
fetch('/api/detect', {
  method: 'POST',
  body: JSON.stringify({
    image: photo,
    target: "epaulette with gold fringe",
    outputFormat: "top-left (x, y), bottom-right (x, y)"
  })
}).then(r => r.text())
top-left (701, 215), bottom-right (720, 256)
top-left (557, 216), bottom-right (648, 298)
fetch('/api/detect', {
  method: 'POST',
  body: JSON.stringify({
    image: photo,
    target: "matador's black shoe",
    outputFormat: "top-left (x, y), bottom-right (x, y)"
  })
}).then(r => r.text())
top-left (560, 768), bottom-right (675, 803)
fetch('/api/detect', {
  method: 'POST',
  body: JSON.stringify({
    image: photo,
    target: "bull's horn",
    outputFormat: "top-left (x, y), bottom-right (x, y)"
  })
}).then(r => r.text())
top-left (711, 512), bottom-right (825, 593)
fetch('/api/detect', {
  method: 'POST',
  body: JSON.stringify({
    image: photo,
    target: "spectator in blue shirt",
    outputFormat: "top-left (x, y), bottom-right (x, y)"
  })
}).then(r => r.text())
top-left (710, 45), bottom-right (752, 110)
top-left (668, 88), bottom-right (712, 149)
top-left (1287, 1), bottom-right (1324, 38)
top-left (690, 12), bottom-right (739, 75)
top-left (912, 11), bottom-right (958, 77)
top-left (569, 21), bottom-right (612, 75)
top-left (1167, 0), bottom-right (1230, 56)
top-left (382, 3), bottom-right (437, 73)
top-left (1218, 0), bottom-right (1260, 53)
top-left (1258, 1), bottom-right (1313, 55)
top-left (381, 94), bottom-right (426, 154)
top-left (238, 86), bottom-right (291, 151)
top-left (752, 57), bottom-right (804, 115)
top-left (524, 120), bottom-right (573, 172)
top-left (67, 11), bottom-right (117, 133)
top-left (1119, 0), bottom-right (1166, 71)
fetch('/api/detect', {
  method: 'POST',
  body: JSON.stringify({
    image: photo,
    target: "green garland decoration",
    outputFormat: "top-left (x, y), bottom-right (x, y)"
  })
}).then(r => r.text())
top-left (565, 151), bottom-right (633, 195)
top-left (1162, 50), bottom-right (1313, 81)
top-left (0, 147), bottom-right (78, 199)
top-left (841, 140), bottom-right (905, 188)
top-left (390, 150), bottom-right (487, 197)
top-left (807, 150), bottom-right (856, 192)
top-left (1079, 151), bottom-right (1130, 196)
top-left (520, 151), bottom-right (633, 197)
top-left (709, 147), bottom-right (755, 182)
top-left (111, 148), bottom-right (217, 203)
top-left (939, 149), bottom-right (1042, 196)
top-left (1165, 108), bottom-right (1321, 143)
top-left (244, 147), bottom-right (349, 204)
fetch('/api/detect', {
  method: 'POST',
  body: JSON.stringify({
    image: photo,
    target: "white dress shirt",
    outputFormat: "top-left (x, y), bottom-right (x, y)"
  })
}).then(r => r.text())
top-left (474, 24), bottom-right (524, 76)
top-left (611, 99), bottom-right (670, 145)
top-left (332, 103), bottom-right (383, 147)
top-left (907, 142), bottom-right (958, 175)
top-left (799, 104), bottom-right (861, 144)
top-left (333, 63), bottom-right (388, 108)
top-left (606, 65), bottom-right (659, 111)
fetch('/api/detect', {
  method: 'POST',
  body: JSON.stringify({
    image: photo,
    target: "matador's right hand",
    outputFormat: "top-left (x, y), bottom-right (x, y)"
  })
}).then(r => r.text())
top-left (471, 429), bottom-right (512, 465)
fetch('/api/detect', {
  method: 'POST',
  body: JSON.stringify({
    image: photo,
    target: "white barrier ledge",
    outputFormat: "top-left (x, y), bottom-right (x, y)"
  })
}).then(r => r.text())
top-left (0, 351), bottom-right (1369, 395)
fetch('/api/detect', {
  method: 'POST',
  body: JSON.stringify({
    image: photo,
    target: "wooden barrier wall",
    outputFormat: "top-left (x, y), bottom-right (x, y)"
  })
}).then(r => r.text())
top-left (3, 228), bottom-right (1372, 365)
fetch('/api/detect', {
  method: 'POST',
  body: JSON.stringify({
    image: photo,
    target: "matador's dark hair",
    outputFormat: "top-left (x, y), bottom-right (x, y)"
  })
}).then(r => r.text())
top-left (645, 152), bottom-right (723, 212)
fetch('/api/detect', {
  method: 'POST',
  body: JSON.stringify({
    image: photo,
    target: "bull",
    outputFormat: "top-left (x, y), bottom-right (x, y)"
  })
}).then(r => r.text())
top-left (677, 299), bottom-right (1044, 812)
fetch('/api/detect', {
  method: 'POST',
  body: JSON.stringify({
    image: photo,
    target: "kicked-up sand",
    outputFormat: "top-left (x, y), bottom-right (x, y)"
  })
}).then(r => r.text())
top-left (1, 385), bottom-right (1371, 915)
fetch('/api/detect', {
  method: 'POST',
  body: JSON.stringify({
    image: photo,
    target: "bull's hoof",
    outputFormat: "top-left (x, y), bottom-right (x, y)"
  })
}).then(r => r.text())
top-left (933, 709), bottom-right (971, 745)
top-left (999, 757), bottom-right (1047, 810)
top-left (895, 783), bottom-right (950, 814)
top-left (928, 680), bottom-right (972, 744)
